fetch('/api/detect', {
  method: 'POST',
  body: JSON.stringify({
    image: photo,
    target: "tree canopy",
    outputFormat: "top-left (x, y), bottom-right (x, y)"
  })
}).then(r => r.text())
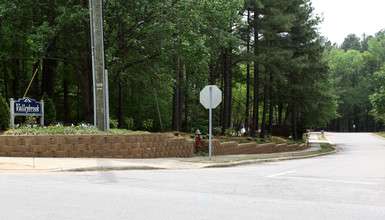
top-left (1, 0), bottom-right (384, 137)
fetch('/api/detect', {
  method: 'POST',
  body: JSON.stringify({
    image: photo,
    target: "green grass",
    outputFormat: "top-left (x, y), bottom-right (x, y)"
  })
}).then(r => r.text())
top-left (374, 133), bottom-right (385, 139)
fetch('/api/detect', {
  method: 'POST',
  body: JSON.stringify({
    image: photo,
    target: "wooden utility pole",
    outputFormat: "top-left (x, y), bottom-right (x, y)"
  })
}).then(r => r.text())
top-left (90, 0), bottom-right (107, 131)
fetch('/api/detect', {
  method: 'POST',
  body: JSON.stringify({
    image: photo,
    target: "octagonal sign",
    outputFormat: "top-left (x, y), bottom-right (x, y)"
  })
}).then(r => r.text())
top-left (200, 85), bottom-right (222, 109)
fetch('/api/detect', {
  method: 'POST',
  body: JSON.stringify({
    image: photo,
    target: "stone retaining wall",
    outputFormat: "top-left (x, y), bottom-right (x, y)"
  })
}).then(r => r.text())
top-left (0, 134), bottom-right (309, 158)
top-left (202, 140), bottom-right (308, 156)
top-left (0, 133), bottom-right (194, 158)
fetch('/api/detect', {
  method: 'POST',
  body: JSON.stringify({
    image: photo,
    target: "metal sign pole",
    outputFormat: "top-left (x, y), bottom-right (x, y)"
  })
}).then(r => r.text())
top-left (199, 85), bottom-right (222, 160)
top-left (209, 87), bottom-right (212, 160)
top-left (41, 100), bottom-right (44, 127)
top-left (10, 98), bottom-right (14, 129)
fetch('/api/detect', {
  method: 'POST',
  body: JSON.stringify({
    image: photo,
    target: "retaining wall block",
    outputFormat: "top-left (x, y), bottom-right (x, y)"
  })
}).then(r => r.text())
top-left (0, 145), bottom-right (13, 153)
top-left (68, 151), bottom-right (81, 158)
top-left (100, 143), bottom-right (111, 150)
top-left (25, 137), bottom-right (39, 146)
top-left (275, 143), bottom-right (288, 152)
top-left (287, 144), bottom-right (299, 151)
top-left (54, 151), bottom-right (68, 157)
top-left (52, 136), bottom-right (64, 145)
top-left (67, 136), bottom-right (80, 145)
top-left (9, 152), bottom-right (25, 157)
top-left (118, 149), bottom-right (129, 156)
top-left (143, 135), bottom-right (150, 142)
top-left (105, 135), bottom-right (116, 144)
top-left (40, 151), bottom-right (54, 157)
top-left (31, 145), bottom-right (46, 153)
top-left (140, 142), bottom-right (147, 149)
top-left (23, 152), bottom-right (37, 157)
top-left (48, 144), bottom-right (60, 152)
top-left (91, 135), bottom-right (105, 144)
top-left (59, 144), bottom-right (73, 152)
top-left (81, 150), bottom-right (94, 158)
top-left (115, 136), bottom-right (125, 144)
top-left (79, 136), bottom-right (92, 145)
top-left (299, 143), bottom-right (308, 150)
top-left (125, 135), bottom-right (135, 143)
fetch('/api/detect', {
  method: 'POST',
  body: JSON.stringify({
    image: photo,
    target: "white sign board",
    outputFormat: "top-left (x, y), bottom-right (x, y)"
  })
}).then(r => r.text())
top-left (200, 85), bottom-right (222, 109)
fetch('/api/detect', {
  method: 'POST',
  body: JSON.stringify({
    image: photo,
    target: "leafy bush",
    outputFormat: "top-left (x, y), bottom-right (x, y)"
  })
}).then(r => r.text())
top-left (0, 93), bottom-right (10, 130)
top-left (213, 127), bottom-right (222, 136)
top-left (142, 119), bottom-right (153, 131)
top-left (4, 123), bottom-right (149, 135)
top-left (225, 128), bottom-right (237, 137)
top-left (41, 93), bottom-right (56, 125)
top-left (202, 134), bottom-right (214, 140)
top-left (124, 117), bottom-right (135, 130)
top-left (25, 116), bottom-right (37, 125)
top-left (110, 118), bottom-right (118, 129)
top-left (5, 123), bottom-right (101, 135)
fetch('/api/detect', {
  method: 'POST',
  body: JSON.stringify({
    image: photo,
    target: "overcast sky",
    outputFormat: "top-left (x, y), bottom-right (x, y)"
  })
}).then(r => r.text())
top-left (311, 0), bottom-right (385, 45)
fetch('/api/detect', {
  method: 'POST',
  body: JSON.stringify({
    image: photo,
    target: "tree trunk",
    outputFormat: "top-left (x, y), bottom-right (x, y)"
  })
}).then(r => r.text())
top-left (81, 56), bottom-right (94, 124)
top-left (228, 46), bottom-right (233, 129)
top-left (172, 56), bottom-right (180, 131)
top-left (63, 76), bottom-right (69, 123)
top-left (260, 72), bottom-right (268, 139)
top-left (118, 82), bottom-right (124, 129)
top-left (222, 49), bottom-right (230, 134)
top-left (2, 62), bottom-right (12, 100)
top-left (41, 40), bottom-right (57, 98)
top-left (245, 10), bottom-right (250, 135)
top-left (184, 70), bottom-right (189, 132)
top-left (32, 61), bottom-right (40, 99)
top-left (291, 103), bottom-right (297, 140)
top-left (278, 102), bottom-right (283, 136)
top-left (268, 68), bottom-right (274, 136)
top-left (12, 59), bottom-right (20, 98)
top-left (251, 14), bottom-right (259, 138)
top-left (178, 67), bottom-right (183, 132)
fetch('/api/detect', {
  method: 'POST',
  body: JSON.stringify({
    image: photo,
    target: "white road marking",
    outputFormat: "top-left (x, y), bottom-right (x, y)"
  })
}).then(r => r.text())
top-left (266, 171), bottom-right (296, 178)
top-left (278, 176), bottom-right (378, 186)
top-left (266, 170), bottom-right (377, 185)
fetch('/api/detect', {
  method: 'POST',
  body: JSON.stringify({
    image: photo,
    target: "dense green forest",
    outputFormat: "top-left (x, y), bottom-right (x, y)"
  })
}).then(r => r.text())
top-left (1, 0), bottom-right (385, 138)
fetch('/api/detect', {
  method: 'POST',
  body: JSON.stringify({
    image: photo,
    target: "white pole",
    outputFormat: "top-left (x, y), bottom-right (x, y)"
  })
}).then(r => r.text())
top-left (209, 86), bottom-right (212, 160)
top-left (10, 98), bottom-right (14, 129)
top-left (41, 100), bottom-right (44, 127)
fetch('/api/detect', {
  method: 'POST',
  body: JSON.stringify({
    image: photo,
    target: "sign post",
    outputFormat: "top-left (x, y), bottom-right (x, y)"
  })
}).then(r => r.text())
top-left (10, 97), bottom-right (44, 129)
top-left (200, 85), bottom-right (222, 160)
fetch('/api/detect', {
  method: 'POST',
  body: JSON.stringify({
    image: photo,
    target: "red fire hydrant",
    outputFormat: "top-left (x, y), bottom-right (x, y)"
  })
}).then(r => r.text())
top-left (195, 129), bottom-right (202, 152)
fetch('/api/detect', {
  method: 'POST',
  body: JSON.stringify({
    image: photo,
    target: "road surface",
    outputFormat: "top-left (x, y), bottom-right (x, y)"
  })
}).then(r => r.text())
top-left (1, 132), bottom-right (384, 219)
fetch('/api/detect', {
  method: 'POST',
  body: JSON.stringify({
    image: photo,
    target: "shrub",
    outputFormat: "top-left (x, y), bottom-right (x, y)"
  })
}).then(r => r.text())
top-left (124, 117), bottom-right (135, 130)
top-left (142, 119), bottom-right (153, 131)
top-left (41, 93), bottom-right (56, 125)
top-left (225, 127), bottom-right (236, 137)
top-left (0, 93), bottom-right (10, 130)
top-left (110, 118), bottom-right (118, 128)
top-left (25, 116), bottom-right (37, 125)
top-left (213, 127), bottom-right (222, 136)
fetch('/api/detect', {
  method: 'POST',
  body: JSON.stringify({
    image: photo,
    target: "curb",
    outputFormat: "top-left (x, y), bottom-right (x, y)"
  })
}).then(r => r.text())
top-left (202, 149), bottom-right (338, 169)
top-left (54, 149), bottom-right (338, 172)
top-left (55, 166), bottom-right (166, 172)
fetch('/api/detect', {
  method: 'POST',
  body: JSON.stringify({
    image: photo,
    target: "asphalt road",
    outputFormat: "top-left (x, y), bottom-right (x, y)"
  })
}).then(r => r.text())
top-left (1, 132), bottom-right (385, 219)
